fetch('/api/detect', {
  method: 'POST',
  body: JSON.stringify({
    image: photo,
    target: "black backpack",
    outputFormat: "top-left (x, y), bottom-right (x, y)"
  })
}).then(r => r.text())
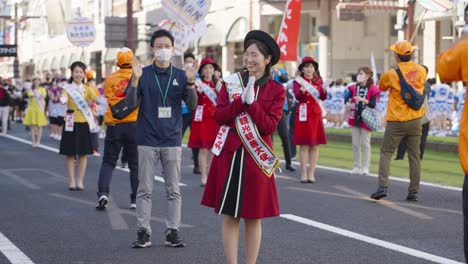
top-left (394, 67), bottom-right (425, 110)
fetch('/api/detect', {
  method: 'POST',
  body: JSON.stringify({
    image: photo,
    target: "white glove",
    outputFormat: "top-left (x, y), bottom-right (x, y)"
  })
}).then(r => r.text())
top-left (59, 95), bottom-right (68, 104)
top-left (242, 76), bottom-right (256, 104)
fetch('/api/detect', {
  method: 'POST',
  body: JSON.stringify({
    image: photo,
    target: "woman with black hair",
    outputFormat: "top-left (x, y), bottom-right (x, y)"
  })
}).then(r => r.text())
top-left (293, 57), bottom-right (327, 183)
top-left (23, 77), bottom-right (47, 147)
top-left (59, 61), bottom-right (97, 190)
top-left (188, 58), bottom-right (221, 186)
top-left (202, 30), bottom-right (284, 264)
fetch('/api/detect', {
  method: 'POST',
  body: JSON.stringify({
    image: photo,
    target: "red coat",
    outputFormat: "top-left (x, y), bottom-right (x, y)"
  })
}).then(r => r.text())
top-left (347, 84), bottom-right (380, 131)
top-left (188, 80), bottom-right (218, 148)
top-left (293, 75), bottom-right (327, 146)
top-left (201, 74), bottom-right (285, 219)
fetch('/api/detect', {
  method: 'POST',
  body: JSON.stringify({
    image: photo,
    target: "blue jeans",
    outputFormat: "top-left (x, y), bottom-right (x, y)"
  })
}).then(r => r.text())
top-left (97, 122), bottom-right (139, 201)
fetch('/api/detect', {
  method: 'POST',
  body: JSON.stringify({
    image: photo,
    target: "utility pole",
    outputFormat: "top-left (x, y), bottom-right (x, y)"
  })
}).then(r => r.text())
top-left (406, 0), bottom-right (415, 42)
top-left (13, 3), bottom-right (19, 78)
top-left (126, 0), bottom-right (133, 50)
top-left (0, 2), bottom-right (41, 79)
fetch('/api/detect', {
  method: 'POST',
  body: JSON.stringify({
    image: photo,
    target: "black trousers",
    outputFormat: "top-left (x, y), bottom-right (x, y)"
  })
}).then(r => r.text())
top-left (289, 106), bottom-right (297, 158)
top-left (97, 122), bottom-right (139, 200)
top-left (275, 111), bottom-right (293, 166)
top-left (182, 112), bottom-right (199, 169)
top-left (396, 122), bottom-right (430, 160)
top-left (464, 175), bottom-right (468, 263)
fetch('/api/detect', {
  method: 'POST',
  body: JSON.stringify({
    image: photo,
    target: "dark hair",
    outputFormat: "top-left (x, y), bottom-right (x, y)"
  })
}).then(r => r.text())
top-left (184, 53), bottom-right (195, 61)
top-left (427, 78), bottom-right (436, 85)
top-left (357, 66), bottom-right (374, 87)
top-left (244, 39), bottom-right (272, 78)
top-left (398, 54), bottom-right (412, 62)
top-left (150, 29), bottom-right (174, 47)
top-left (300, 62), bottom-right (321, 78)
top-left (335, 79), bottom-right (343, 86)
top-left (68, 61), bottom-right (87, 84)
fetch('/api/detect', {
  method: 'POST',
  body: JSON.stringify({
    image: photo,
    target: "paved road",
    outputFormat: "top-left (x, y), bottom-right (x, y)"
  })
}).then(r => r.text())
top-left (0, 124), bottom-right (465, 264)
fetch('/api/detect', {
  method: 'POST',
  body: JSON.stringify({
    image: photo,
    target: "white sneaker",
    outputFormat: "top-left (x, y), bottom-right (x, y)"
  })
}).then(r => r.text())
top-left (129, 203), bottom-right (136, 209)
top-left (362, 168), bottom-right (369, 175)
top-left (350, 167), bottom-right (361, 174)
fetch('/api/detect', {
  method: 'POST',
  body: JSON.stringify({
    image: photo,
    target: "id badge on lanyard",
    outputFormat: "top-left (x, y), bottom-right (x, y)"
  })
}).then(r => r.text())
top-left (158, 107), bottom-right (172, 118)
top-left (194, 105), bottom-right (204, 122)
top-left (299, 103), bottom-right (307, 122)
top-left (65, 111), bottom-right (75, 132)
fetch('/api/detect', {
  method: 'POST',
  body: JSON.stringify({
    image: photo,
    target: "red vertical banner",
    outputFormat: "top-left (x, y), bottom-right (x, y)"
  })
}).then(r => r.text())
top-left (277, 0), bottom-right (302, 62)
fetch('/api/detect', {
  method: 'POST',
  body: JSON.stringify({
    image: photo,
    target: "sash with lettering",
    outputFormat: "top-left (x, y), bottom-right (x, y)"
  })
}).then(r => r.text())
top-left (62, 83), bottom-right (96, 131)
top-left (211, 72), bottom-right (280, 177)
top-left (295, 76), bottom-right (327, 117)
top-left (195, 79), bottom-right (217, 106)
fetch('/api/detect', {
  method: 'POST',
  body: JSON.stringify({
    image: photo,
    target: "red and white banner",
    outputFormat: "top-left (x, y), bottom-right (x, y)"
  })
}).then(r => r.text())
top-left (277, 0), bottom-right (302, 62)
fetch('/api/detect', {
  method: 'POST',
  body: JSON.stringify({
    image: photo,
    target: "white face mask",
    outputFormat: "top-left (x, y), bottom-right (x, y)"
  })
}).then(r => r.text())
top-left (154, 49), bottom-right (173, 62)
top-left (184, 63), bottom-right (193, 68)
top-left (357, 74), bottom-right (367, 84)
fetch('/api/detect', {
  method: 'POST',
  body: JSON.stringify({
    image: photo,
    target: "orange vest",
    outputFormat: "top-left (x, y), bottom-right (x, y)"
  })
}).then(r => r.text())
top-left (437, 39), bottom-right (468, 175)
top-left (104, 68), bottom-right (139, 124)
top-left (378, 61), bottom-right (427, 122)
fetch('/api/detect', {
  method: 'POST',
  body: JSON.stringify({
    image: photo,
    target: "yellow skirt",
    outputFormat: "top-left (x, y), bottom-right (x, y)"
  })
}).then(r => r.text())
top-left (23, 107), bottom-right (47, 127)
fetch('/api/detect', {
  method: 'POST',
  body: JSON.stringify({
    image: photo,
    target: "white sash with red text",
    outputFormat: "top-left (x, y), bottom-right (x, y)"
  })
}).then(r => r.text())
top-left (295, 76), bottom-right (327, 117)
top-left (62, 83), bottom-right (96, 131)
top-left (211, 72), bottom-right (280, 177)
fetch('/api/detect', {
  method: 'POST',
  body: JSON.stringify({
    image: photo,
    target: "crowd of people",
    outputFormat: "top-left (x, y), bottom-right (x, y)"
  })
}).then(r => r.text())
top-left (0, 26), bottom-right (468, 264)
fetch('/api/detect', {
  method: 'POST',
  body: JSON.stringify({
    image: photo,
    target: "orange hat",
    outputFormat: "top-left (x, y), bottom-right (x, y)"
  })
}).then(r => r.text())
top-left (389, 40), bottom-right (414, 56)
top-left (117, 47), bottom-right (133, 67)
top-left (85, 70), bottom-right (94, 80)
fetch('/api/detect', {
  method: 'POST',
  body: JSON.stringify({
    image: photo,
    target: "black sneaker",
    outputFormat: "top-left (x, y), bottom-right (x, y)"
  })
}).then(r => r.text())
top-left (130, 197), bottom-right (136, 209)
top-left (370, 187), bottom-right (388, 200)
top-left (406, 191), bottom-right (418, 202)
top-left (164, 229), bottom-right (185, 247)
top-left (285, 164), bottom-right (296, 172)
top-left (96, 195), bottom-right (108, 210)
top-left (132, 229), bottom-right (151, 248)
top-left (193, 167), bottom-right (200, 175)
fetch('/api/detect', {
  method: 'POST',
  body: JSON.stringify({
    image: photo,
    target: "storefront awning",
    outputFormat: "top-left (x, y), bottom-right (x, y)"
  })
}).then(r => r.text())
top-left (60, 54), bottom-right (69, 69)
top-left (336, 1), bottom-right (406, 21)
top-left (198, 24), bottom-right (223, 47)
top-left (226, 17), bottom-right (248, 43)
top-left (50, 56), bottom-right (59, 70)
top-left (104, 48), bottom-right (119, 63)
top-left (42, 58), bottom-right (51, 72)
top-left (68, 53), bottom-right (81, 66)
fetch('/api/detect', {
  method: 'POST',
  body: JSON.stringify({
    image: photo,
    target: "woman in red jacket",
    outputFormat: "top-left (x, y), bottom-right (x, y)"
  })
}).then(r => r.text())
top-left (201, 30), bottom-right (284, 264)
top-left (188, 58), bottom-right (220, 186)
top-left (293, 57), bottom-right (327, 183)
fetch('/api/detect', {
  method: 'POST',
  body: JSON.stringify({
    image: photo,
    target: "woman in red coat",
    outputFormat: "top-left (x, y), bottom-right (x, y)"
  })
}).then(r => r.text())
top-left (293, 57), bottom-right (327, 183)
top-left (201, 30), bottom-right (284, 264)
top-left (188, 58), bottom-right (220, 186)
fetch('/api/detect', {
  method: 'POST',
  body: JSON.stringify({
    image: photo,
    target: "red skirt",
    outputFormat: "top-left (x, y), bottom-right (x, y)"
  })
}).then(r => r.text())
top-left (201, 146), bottom-right (280, 219)
top-left (293, 112), bottom-right (327, 146)
top-left (188, 112), bottom-right (217, 149)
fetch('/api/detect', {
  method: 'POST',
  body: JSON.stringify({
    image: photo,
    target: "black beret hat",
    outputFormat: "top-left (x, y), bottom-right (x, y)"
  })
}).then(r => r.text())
top-left (244, 30), bottom-right (281, 66)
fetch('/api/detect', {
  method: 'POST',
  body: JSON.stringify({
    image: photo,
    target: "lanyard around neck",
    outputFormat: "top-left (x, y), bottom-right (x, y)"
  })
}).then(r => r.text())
top-left (152, 64), bottom-right (173, 107)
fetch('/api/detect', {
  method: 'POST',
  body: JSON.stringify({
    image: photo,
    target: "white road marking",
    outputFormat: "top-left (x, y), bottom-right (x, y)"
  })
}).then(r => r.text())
top-left (2, 134), bottom-right (187, 186)
top-left (0, 232), bottom-right (35, 264)
top-left (280, 214), bottom-right (463, 264)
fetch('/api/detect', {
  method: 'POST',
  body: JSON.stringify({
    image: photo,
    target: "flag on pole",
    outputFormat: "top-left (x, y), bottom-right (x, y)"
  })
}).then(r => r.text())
top-left (370, 51), bottom-right (378, 83)
top-left (277, 0), bottom-right (303, 61)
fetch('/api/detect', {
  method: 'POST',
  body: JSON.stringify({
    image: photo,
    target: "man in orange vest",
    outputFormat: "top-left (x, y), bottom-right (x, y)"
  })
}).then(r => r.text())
top-left (437, 24), bottom-right (468, 262)
top-left (370, 40), bottom-right (427, 202)
top-left (96, 47), bottom-right (139, 210)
